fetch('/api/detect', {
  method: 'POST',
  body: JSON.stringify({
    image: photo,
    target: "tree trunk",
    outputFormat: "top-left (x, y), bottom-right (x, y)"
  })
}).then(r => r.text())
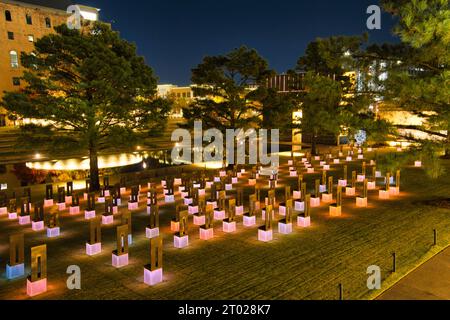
top-left (89, 146), bottom-right (100, 192)
top-left (445, 131), bottom-right (450, 159)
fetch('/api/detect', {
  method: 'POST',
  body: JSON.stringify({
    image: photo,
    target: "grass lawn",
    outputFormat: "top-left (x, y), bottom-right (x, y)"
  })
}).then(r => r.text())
top-left (0, 148), bottom-right (449, 300)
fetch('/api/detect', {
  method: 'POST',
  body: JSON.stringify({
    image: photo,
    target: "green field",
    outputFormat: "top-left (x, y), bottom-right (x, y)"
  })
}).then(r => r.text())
top-left (0, 150), bottom-right (449, 300)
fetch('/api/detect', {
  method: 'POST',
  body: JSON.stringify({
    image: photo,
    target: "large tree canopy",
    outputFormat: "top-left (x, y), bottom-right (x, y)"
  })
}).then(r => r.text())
top-left (183, 46), bottom-right (274, 131)
top-left (376, 0), bottom-right (450, 156)
top-left (1, 23), bottom-right (170, 190)
top-left (292, 35), bottom-right (391, 154)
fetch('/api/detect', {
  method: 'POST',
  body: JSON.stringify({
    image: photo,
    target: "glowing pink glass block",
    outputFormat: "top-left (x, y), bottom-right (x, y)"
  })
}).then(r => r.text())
top-left (302, 158), bottom-right (307, 163)
top-left (278, 222), bottom-right (292, 234)
top-left (205, 182), bottom-right (213, 188)
top-left (323, 165), bottom-right (330, 171)
top-left (214, 177), bottom-right (221, 182)
top-left (161, 180), bottom-right (167, 187)
top-left (128, 202), bottom-right (138, 211)
top-left (338, 180), bottom-right (347, 187)
top-left (232, 177), bottom-right (238, 184)
top-left (85, 210), bottom-right (96, 220)
top-left (102, 215), bottom-right (114, 225)
top-left (18, 215), bottom-right (31, 225)
top-left (146, 227), bottom-right (160, 239)
top-left (258, 229), bottom-right (273, 242)
top-left (0, 207), bottom-right (7, 216)
top-left (223, 221), bottom-right (236, 233)
top-left (86, 242), bottom-right (102, 256)
top-left (200, 227), bottom-right (214, 240)
top-left (295, 201), bottom-right (305, 212)
top-left (112, 206), bottom-right (118, 214)
top-left (83, 193), bottom-right (88, 201)
top-left (389, 187), bottom-right (400, 196)
top-left (278, 205), bottom-right (286, 216)
top-left (165, 195), bottom-right (175, 203)
top-left (193, 183), bottom-right (201, 189)
top-left (184, 198), bottom-right (193, 206)
top-left (322, 193), bottom-right (333, 203)
top-left (290, 171), bottom-right (297, 177)
top-left (236, 206), bottom-right (244, 216)
top-left (307, 168), bottom-right (314, 174)
top-left (220, 171), bottom-right (226, 177)
top-left (314, 156), bottom-right (321, 161)
top-left (297, 216), bottom-right (311, 228)
top-left (188, 205), bottom-right (199, 215)
top-left (379, 190), bottom-right (390, 200)
top-left (224, 184), bottom-right (232, 191)
top-left (193, 215), bottom-right (205, 226)
top-left (320, 161), bottom-right (326, 166)
top-left (57, 203), bottom-right (66, 211)
top-left (174, 178), bottom-right (182, 185)
top-left (112, 253), bottom-right (129, 268)
top-left (171, 221), bottom-right (180, 232)
top-left (44, 199), bottom-right (54, 208)
top-left (97, 197), bottom-right (105, 204)
top-left (8, 212), bottom-right (17, 220)
top-left (47, 227), bottom-right (60, 238)
top-left (243, 215), bottom-right (256, 227)
top-left (144, 267), bottom-right (163, 286)
top-left (288, 160), bottom-right (293, 166)
top-left (357, 175), bottom-right (365, 182)
top-left (319, 185), bottom-right (327, 193)
top-left (32, 221), bottom-right (44, 231)
top-left (198, 189), bottom-right (206, 196)
top-left (356, 197), bottom-right (368, 207)
top-left (174, 235), bottom-right (189, 248)
top-left (65, 196), bottom-right (72, 204)
top-left (27, 278), bottom-right (47, 297)
top-left (310, 197), bottom-right (320, 208)
top-left (415, 161), bottom-right (422, 167)
top-left (69, 206), bottom-right (80, 215)
top-left (120, 187), bottom-right (126, 195)
top-left (293, 191), bottom-right (301, 200)
top-left (334, 159), bottom-right (340, 164)
top-left (346, 187), bottom-right (356, 196)
top-left (346, 157), bottom-right (352, 162)
top-left (214, 210), bottom-right (225, 221)
top-left (375, 171), bottom-right (382, 178)
top-left (241, 169), bottom-right (246, 174)
top-left (329, 205), bottom-right (342, 217)
top-left (358, 155), bottom-right (364, 160)
top-left (104, 190), bottom-right (110, 197)
top-left (248, 179), bottom-right (256, 186)
top-left (368, 182), bottom-right (376, 190)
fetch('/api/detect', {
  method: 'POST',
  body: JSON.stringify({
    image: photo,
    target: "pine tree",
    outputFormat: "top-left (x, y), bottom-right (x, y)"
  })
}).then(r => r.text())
top-left (1, 23), bottom-right (170, 191)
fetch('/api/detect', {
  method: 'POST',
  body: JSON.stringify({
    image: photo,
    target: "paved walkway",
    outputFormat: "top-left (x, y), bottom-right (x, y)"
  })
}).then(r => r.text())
top-left (378, 247), bottom-right (450, 300)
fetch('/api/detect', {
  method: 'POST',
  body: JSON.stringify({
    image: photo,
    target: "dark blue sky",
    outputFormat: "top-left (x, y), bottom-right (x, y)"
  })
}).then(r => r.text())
top-left (80, 0), bottom-right (399, 85)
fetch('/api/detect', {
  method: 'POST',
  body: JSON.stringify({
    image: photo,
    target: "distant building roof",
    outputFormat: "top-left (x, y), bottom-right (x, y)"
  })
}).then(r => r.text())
top-left (6, 0), bottom-right (74, 10)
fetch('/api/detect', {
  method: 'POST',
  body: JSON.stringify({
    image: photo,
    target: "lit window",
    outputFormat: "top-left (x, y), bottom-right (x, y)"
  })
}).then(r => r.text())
top-left (7, 31), bottom-right (14, 40)
top-left (26, 14), bottom-right (32, 25)
top-left (28, 35), bottom-right (34, 42)
top-left (10, 50), bottom-right (19, 68)
top-left (12, 77), bottom-right (20, 86)
top-left (45, 17), bottom-right (51, 28)
top-left (5, 10), bottom-right (12, 21)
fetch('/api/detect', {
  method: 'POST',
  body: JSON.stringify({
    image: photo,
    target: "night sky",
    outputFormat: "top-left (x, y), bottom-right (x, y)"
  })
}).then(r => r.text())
top-left (78, 0), bottom-right (399, 85)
